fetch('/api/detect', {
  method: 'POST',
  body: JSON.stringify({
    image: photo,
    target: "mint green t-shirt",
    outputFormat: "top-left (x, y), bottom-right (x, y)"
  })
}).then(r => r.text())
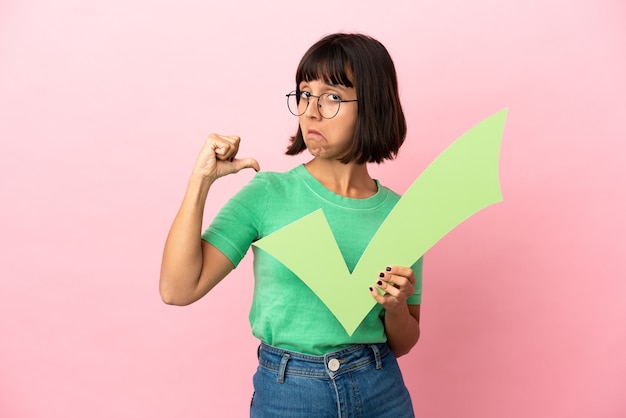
top-left (202, 164), bottom-right (422, 355)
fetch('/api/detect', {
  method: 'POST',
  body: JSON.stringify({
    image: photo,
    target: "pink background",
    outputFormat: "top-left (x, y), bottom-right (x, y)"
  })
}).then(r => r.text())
top-left (1, 0), bottom-right (625, 417)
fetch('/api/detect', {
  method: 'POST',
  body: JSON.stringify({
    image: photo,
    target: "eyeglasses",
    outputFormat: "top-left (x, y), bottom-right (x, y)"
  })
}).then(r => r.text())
top-left (286, 90), bottom-right (358, 119)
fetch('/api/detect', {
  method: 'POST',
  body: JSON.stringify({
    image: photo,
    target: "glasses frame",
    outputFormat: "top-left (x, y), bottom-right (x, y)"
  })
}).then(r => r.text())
top-left (286, 90), bottom-right (358, 119)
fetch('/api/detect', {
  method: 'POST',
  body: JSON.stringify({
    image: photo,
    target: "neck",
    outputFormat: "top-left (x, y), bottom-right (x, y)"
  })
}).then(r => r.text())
top-left (304, 158), bottom-right (377, 199)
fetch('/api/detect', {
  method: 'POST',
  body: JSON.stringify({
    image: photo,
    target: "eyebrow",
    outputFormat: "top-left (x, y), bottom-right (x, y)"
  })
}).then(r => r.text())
top-left (300, 81), bottom-right (349, 91)
top-left (328, 83), bottom-right (348, 91)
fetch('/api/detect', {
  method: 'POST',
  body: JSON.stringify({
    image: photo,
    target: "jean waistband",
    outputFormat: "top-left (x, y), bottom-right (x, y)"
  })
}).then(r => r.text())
top-left (257, 342), bottom-right (390, 382)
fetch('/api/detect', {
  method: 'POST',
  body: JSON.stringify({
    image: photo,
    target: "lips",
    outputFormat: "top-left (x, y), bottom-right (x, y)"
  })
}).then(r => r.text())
top-left (306, 129), bottom-right (325, 140)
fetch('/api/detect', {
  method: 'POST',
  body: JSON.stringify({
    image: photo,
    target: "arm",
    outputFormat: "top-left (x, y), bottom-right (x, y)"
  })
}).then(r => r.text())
top-left (159, 134), bottom-right (259, 306)
top-left (369, 266), bottom-right (421, 357)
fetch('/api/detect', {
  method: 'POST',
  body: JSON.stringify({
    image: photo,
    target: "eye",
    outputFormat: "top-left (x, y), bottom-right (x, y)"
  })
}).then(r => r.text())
top-left (327, 93), bottom-right (342, 102)
top-left (300, 91), bottom-right (312, 99)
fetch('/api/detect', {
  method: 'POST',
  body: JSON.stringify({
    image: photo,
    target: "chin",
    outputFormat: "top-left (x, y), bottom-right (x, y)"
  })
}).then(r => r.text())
top-left (305, 147), bottom-right (322, 157)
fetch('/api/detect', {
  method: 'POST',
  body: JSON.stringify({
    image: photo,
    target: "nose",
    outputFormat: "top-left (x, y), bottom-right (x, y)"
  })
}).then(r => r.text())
top-left (303, 95), bottom-right (322, 119)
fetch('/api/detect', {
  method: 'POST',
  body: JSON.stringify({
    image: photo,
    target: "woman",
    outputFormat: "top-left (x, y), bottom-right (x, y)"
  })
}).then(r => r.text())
top-left (160, 33), bottom-right (422, 417)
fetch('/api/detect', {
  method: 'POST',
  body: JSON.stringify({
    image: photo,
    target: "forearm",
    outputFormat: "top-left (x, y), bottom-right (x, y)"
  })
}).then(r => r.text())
top-left (384, 304), bottom-right (420, 358)
top-left (159, 134), bottom-right (259, 305)
top-left (159, 176), bottom-right (212, 304)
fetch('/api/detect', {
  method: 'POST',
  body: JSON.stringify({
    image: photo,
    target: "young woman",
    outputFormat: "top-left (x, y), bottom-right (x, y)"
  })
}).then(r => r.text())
top-left (160, 33), bottom-right (422, 418)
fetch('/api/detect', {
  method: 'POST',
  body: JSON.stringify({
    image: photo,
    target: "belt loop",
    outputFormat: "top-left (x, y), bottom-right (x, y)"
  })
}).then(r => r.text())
top-left (277, 353), bottom-right (290, 383)
top-left (370, 344), bottom-right (383, 370)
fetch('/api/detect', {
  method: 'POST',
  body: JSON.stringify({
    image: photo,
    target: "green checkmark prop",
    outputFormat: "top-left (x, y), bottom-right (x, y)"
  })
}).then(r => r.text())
top-left (253, 109), bottom-right (507, 335)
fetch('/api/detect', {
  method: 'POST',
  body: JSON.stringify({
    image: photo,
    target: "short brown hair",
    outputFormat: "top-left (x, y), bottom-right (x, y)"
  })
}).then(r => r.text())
top-left (286, 33), bottom-right (406, 164)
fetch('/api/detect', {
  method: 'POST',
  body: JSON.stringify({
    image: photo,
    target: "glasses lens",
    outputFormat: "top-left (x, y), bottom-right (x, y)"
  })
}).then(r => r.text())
top-left (318, 94), bottom-right (340, 119)
top-left (287, 92), bottom-right (305, 116)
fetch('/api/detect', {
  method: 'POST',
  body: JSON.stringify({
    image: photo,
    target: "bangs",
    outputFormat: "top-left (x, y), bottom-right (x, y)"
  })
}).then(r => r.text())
top-left (295, 42), bottom-right (354, 88)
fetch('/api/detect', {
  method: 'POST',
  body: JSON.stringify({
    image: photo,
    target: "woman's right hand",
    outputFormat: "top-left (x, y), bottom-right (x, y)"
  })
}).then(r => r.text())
top-left (192, 134), bottom-right (260, 183)
top-left (159, 134), bottom-right (260, 306)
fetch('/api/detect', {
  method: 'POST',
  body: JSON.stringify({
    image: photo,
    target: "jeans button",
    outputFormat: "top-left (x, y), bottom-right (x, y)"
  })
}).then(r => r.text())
top-left (328, 358), bottom-right (340, 371)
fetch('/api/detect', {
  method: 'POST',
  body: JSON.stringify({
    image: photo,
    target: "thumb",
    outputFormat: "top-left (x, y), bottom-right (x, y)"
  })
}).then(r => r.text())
top-left (232, 157), bottom-right (260, 173)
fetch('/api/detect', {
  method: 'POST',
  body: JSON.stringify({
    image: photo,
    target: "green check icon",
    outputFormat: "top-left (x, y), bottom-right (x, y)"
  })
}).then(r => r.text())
top-left (253, 109), bottom-right (507, 336)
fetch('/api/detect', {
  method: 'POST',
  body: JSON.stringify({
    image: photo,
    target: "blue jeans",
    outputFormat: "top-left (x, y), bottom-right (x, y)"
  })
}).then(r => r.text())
top-left (250, 342), bottom-right (415, 418)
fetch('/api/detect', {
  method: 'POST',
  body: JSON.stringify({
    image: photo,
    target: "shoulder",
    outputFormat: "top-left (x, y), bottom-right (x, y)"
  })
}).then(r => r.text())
top-left (375, 181), bottom-right (401, 202)
top-left (253, 167), bottom-right (299, 183)
top-left (227, 167), bottom-right (304, 209)
top-left (246, 166), bottom-right (304, 193)
top-left (238, 167), bottom-right (297, 189)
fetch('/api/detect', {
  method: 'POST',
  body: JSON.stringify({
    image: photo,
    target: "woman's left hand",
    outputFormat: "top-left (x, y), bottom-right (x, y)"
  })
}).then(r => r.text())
top-left (369, 265), bottom-right (416, 312)
top-left (370, 265), bottom-right (421, 357)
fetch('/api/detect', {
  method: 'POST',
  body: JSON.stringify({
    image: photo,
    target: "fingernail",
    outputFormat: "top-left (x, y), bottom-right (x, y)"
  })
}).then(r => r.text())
top-left (377, 280), bottom-right (383, 286)
top-left (369, 287), bottom-right (373, 292)
top-left (385, 266), bottom-right (391, 272)
top-left (379, 272), bottom-right (385, 278)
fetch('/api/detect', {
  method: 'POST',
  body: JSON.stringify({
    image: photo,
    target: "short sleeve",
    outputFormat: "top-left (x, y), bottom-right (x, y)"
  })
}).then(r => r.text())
top-left (201, 173), bottom-right (269, 267)
top-left (406, 256), bottom-right (423, 305)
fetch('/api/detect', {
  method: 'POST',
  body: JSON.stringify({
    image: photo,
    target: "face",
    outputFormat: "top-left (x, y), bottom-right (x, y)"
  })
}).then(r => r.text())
top-left (297, 79), bottom-right (358, 161)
